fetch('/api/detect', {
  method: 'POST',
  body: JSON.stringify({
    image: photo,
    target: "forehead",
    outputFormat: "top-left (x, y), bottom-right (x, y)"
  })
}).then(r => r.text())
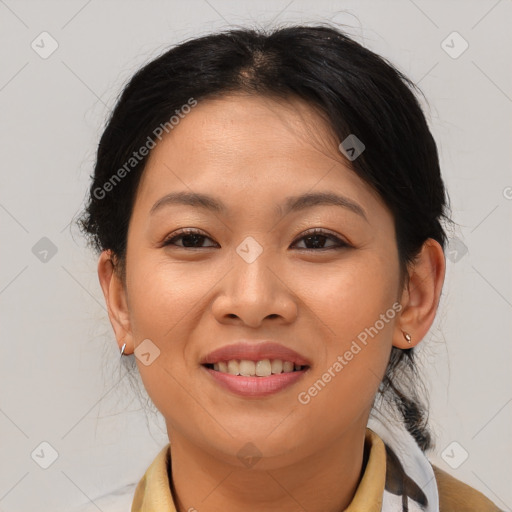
top-left (153, 93), bottom-right (340, 165)
top-left (135, 93), bottom-right (387, 219)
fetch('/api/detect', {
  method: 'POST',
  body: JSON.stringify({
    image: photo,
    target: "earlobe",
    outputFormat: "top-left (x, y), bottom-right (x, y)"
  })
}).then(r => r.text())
top-left (393, 239), bottom-right (446, 349)
top-left (97, 250), bottom-right (133, 354)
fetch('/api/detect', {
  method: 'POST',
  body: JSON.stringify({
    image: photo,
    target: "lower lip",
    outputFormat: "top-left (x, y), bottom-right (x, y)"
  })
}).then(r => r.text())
top-left (202, 366), bottom-right (308, 397)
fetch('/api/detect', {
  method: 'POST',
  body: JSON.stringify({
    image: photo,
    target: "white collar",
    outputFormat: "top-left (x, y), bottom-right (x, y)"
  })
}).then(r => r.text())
top-left (368, 407), bottom-right (439, 512)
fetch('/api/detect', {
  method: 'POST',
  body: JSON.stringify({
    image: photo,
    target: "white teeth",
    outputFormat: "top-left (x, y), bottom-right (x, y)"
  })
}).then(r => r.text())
top-left (283, 361), bottom-right (294, 373)
top-left (209, 358), bottom-right (305, 376)
top-left (255, 359), bottom-right (271, 377)
top-left (239, 360), bottom-right (256, 376)
top-left (270, 359), bottom-right (283, 374)
top-left (227, 360), bottom-right (240, 375)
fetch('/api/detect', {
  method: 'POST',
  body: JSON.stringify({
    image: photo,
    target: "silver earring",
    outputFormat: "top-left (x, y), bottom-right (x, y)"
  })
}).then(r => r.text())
top-left (402, 331), bottom-right (412, 344)
top-left (120, 342), bottom-right (126, 357)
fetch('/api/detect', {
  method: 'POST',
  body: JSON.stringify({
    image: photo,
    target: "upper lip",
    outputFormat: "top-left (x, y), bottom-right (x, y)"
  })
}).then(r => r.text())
top-left (200, 341), bottom-right (311, 366)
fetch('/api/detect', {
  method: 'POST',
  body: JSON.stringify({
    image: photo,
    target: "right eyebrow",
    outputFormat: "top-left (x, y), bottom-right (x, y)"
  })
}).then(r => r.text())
top-left (150, 191), bottom-right (226, 215)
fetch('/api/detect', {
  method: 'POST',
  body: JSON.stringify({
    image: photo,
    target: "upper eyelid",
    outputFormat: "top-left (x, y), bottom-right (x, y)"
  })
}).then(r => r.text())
top-left (292, 227), bottom-right (345, 241)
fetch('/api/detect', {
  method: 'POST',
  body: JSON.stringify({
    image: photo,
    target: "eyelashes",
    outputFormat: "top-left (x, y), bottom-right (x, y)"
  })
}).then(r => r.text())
top-left (162, 227), bottom-right (350, 251)
top-left (163, 228), bottom-right (217, 248)
top-left (292, 228), bottom-right (349, 250)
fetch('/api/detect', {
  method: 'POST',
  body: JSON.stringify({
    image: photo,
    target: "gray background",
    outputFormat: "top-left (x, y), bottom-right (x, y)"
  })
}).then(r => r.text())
top-left (1, 0), bottom-right (511, 510)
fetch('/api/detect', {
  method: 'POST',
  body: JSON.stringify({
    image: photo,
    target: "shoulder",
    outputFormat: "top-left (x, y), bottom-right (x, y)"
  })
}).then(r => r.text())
top-left (432, 465), bottom-right (503, 512)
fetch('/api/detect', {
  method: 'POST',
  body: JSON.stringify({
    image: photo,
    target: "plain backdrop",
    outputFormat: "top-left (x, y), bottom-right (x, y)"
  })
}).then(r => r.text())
top-left (1, 1), bottom-right (511, 511)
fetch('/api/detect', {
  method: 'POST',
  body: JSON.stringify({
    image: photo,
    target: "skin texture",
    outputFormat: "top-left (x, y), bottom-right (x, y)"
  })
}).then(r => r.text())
top-left (98, 94), bottom-right (445, 512)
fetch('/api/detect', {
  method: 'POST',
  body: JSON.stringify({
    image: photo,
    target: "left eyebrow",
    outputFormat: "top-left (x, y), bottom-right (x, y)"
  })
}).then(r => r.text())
top-left (280, 191), bottom-right (368, 222)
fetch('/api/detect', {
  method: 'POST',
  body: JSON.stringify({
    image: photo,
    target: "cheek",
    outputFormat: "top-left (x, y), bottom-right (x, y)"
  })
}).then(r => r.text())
top-left (125, 256), bottom-right (214, 421)
top-left (126, 255), bottom-right (215, 339)
top-left (125, 254), bottom-right (223, 408)
top-left (300, 248), bottom-right (400, 339)
top-left (295, 251), bottom-right (399, 416)
top-left (296, 337), bottom-right (392, 442)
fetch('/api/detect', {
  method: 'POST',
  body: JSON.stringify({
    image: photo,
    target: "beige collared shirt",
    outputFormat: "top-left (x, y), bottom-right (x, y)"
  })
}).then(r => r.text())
top-left (130, 429), bottom-right (501, 512)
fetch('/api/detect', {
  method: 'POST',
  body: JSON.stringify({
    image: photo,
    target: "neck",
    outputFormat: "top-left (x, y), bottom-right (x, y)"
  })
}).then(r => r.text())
top-left (166, 425), bottom-right (368, 512)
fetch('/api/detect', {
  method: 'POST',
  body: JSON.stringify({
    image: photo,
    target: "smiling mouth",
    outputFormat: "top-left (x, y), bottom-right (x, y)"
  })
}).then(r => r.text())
top-left (202, 359), bottom-right (309, 377)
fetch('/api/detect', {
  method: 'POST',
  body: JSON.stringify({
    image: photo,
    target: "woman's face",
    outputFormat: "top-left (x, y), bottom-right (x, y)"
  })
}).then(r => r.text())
top-left (120, 94), bottom-right (404, 467)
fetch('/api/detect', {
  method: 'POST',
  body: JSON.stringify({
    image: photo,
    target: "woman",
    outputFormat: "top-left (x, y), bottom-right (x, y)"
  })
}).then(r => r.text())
top-left (79, 24), bottom-right (502, 511)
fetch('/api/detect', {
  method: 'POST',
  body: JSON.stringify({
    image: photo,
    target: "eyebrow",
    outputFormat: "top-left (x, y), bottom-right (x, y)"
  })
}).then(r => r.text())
top-left (150, 191), bottom-right (367, 221)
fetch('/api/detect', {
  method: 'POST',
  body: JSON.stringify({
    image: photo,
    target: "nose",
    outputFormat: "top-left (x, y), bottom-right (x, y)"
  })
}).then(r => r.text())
top-left (211, 247), bottom-right (298, 328)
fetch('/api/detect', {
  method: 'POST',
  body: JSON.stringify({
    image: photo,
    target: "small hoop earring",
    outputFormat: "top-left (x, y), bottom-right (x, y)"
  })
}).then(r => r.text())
top-left (120, 342), bottom-right (127, 357)
top-left (402, 331), bottom-right (412, 344)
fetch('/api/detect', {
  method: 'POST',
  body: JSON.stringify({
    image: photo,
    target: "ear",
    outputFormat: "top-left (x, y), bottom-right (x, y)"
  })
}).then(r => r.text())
top-left (393, 238), bottom-right (446, 349)
top-left (97, 250), bottom-right (134, 354)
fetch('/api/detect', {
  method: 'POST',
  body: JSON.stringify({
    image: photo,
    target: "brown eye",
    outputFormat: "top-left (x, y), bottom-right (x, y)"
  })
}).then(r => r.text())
top-left (163, 229), bottom-right (218, 248)
top-left (292, 229), bottom-right (349, 250)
